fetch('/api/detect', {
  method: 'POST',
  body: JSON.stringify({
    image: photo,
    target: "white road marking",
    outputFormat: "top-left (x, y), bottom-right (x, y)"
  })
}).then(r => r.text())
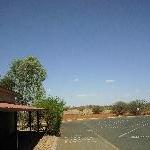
top-left (130, 136), bottom-right (139, 139)
top-left (130, 135), bottom-right (150, 139)
top-left (64, 136), bottom-right (97, 144)
top-left (119, 123), bottom-right (150, 138)
top-left (119, 127), bottom-right (139, 138)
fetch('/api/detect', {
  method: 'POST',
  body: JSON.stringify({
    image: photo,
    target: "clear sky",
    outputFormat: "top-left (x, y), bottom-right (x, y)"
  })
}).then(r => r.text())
top-left (0, 0), bottom-right (150, 106)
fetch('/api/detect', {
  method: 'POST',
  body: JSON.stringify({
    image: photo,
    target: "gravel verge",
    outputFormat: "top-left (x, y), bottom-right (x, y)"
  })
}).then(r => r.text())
top-left (34, 135), bottom-right (58, 150)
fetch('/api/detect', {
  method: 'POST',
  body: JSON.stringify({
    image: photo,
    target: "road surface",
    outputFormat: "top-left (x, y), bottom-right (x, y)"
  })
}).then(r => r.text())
top-left (56, 120), bottom-right (118, 150)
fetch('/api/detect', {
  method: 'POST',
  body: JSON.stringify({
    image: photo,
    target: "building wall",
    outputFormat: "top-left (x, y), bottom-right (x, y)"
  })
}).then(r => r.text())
top-left (0, 111), bottom-right (16, 137)
top-left (0, 87), bottom-right (16, 139)
top-left (0, 87), bottom-right (15, 103)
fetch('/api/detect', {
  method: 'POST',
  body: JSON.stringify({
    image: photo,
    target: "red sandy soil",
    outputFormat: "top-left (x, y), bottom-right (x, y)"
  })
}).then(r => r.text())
top-left (63, 113), bottom-right (115, 121)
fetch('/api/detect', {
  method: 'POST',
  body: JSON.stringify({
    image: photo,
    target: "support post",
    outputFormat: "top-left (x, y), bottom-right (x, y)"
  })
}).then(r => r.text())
top-left (14, 112), bottom-right (18, 150)
top-left (29, 111), bottom-right (32, 131)
top-left (36, 111), bottom-right (40, 132)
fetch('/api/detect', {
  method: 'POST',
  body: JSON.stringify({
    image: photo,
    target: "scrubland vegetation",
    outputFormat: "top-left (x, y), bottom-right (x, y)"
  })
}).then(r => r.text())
top-left (65, 99), bottom-right (150, 118)
top-left (111, 99), bottom-right (149, 116)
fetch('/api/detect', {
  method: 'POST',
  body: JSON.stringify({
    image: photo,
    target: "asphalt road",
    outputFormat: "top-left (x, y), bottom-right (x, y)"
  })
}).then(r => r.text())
top-left (56, 116), bottom-right (150, 150)
top-left (56, 120), bottom-right (118, 150)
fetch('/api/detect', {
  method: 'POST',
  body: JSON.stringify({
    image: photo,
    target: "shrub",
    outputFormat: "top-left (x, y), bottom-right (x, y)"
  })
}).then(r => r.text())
top-left (143, 102), bottom-right (150, 115)
top-left (112, 101), bottom-right (127, 116)
top-left (128, 99), bottom-right (146, 115)
top-left (78, 106), bottom-right (85, 112)
top-left (34, 96), bottom-right (65, 136)
top-left (92, 106), bottom-right (103, 114)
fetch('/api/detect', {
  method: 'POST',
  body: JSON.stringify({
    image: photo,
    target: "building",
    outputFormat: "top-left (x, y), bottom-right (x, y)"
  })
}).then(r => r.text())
top-left (0, 86), bottom-right (44, 150)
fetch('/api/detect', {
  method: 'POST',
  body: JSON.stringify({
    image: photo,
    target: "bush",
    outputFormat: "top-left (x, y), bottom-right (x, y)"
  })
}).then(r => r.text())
top-left (78, 106), bottom-right (85, 112)
top-left (92, 106), bottom-right (103, 114)
top-left (128, 99), bottom-right (146, 115)
top-left (112, 101), bottom-right (127, 116)
top-left (34, 96), bottom-right (65, 136)
top-left (143, 103), bottom-right (150, 115)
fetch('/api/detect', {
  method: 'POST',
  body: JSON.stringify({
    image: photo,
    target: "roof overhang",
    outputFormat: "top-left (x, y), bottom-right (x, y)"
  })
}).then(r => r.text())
top-left (0, 102), bottom-right (44, 112)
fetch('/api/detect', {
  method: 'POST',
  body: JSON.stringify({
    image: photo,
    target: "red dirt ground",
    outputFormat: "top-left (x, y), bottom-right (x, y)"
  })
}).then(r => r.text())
top-left (63, 113), bottom-right (115, 121)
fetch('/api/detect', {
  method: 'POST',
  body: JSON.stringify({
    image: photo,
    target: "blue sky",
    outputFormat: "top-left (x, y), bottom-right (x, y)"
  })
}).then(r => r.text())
top-left (0, 0), bottom-right (150, 106)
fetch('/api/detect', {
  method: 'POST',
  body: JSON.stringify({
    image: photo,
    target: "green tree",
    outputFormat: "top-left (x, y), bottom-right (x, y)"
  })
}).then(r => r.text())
top-left (128, 99), bottom-right (146, 115)
top-left (0, 75), bottom-right (15, 91)
top-left (34, 96), bottom-right (65, 135)
top-left (0, 56), bottom-right (47, 104)
top-left (112, 101), bottom-right (127, 116)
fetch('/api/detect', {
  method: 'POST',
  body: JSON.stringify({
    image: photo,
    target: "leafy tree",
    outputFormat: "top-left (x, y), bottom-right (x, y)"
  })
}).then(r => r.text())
top-left (112, 101), bottom-right (127, 116)
top-left (0, 56), bottom-right (47, 104)
top-left (34, 96), bottom-right (65, 135)
top-left (0, 75), bottom-right (15, 91)
top-left (128, 99), bottom-right (146, 115)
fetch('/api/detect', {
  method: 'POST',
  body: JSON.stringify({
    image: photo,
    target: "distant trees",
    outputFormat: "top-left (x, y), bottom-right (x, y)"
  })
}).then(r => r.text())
top-left (92, 106), bottom-right (104, 114)
top-left (112, 101), bottom-right (127, 116)
top-left (74, 105), bottom-right (104, 114)
top-left (111, 99), bottom-right (148, 116)
top-left (128, 100), bottom-right (146, 115)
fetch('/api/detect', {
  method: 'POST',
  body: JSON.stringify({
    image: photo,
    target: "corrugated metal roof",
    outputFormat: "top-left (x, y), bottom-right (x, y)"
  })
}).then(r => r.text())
top-left (0, 102), bottom-right (44, 112)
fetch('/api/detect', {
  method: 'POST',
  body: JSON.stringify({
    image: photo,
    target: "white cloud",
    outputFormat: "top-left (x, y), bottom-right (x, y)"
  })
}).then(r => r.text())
top-left (105, 80), bottom-right (115, 84)
top-left (73, 78), bottom-right (79, 82)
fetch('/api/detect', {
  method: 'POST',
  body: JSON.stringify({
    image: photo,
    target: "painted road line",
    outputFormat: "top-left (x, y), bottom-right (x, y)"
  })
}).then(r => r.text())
top-left (92, 129), bottom-right (119, 150)
top-left (119, 127), bottom-right (139, 138)
top-left (119, 123), bottom-right (149, 138)
top-left (130, 135), bottom-right (150, 139)
top-left (83, 122), bottom-right (118, 150)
